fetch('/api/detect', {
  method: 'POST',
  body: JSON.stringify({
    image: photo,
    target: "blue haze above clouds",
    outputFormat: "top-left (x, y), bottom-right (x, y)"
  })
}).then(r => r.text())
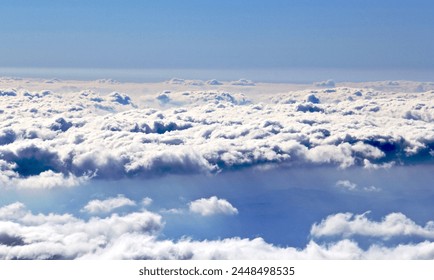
top-left (0, 1), bottom-right (434, 259)
top-left (1, 0), bottom-right (434, 81)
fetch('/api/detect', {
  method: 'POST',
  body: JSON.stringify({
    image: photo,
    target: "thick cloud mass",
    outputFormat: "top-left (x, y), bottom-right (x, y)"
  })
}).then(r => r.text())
top-left (0, 80), bottom-right (432, 260)
top-left (1, 201), bottom-right (434, 259)
top-left (0, 86), bottom-right (433, 188)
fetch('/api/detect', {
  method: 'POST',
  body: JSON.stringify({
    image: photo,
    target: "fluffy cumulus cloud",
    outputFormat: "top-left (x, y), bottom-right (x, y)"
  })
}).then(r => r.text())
top-left (0, 84), bottom-right (432, 189)
top-left (0, 202), bottom-right (162, 260)
top-left (1, 201), bottom-right (434, 259)
top-left (82, 195), bottom-right (136, 214)
top-left (189, 196), bottom-right (238, 216)
top-left (311, 212), bottom-right (434, 240)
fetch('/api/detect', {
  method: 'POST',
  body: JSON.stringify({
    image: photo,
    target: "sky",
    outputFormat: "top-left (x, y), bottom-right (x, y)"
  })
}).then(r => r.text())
top-left (0, 1), bottom-right (434, 260)
top-left (1, 0), bottom-right (434, 72)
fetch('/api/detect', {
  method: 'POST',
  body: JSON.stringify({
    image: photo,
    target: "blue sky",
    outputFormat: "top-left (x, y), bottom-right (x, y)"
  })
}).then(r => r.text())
top-left (1, 0), bottom-right (433, 70)
top-left (1, 1), bottom-right (434, 261)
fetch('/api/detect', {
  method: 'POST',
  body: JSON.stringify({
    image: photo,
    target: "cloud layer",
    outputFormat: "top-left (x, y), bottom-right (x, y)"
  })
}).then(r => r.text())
top-left (0, 202), bottom-right (162, 259)
top-left (1, 201), bottom-right (434, 259)
top-left (0, 86), bottom-right (432, 188)
top-left (311, 212), bottom-right (434, 240)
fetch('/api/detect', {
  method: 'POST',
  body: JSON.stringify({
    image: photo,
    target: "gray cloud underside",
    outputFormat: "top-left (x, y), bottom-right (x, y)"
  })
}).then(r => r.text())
top-left (0, 87), bottom-right (433, 188)
top-left (1, 202), bottom-right (434, 260)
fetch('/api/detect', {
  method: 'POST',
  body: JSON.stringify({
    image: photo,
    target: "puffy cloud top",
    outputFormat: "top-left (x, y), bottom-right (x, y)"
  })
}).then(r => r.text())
top-left (189, 196), bottom-right (238, 216)
top-left (0, 86), bottom-right (432, 188)
top-left (311, 212), bottom-right (434, 240)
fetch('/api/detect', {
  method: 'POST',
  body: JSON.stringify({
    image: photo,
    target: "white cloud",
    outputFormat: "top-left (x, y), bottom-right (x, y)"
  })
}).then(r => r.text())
top-left (189, 196), bottom-right (238, 216)
top-left (166, 78), bottom-right (204, 86)
top-left (82, 195), bottom-right (136, 214)
top-left (78, 235), bottom-right (434, 260)
top-left (363, 185), bottom-right (381, 192)
top-left (154, 90), bottom-right (250, 106)
top-left (230, 79), bottom-right (255, 86)
top-left (0, 202), bottom-right (28, 220)
top-left (335, 180), bottom-right (380, 192)
top-left (311, 212), bottom-right (434, 240)
top-left (335, 180), bottom-right (357, 191)
top-left (167, 78), bottom-right (186, 85)
top-left (160, 208), bottom-right (184, 215)
top-left (1, 170), bottom-right (91, 190)
top-left (141, 197), bottom-right (153, 207)
top-left (363, 159), bottom-right (395, 170)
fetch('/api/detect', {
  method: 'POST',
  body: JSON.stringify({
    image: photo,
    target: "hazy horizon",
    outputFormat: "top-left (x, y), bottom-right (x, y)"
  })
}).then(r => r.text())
top-left (1, 66), bottom-right (434, 84)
